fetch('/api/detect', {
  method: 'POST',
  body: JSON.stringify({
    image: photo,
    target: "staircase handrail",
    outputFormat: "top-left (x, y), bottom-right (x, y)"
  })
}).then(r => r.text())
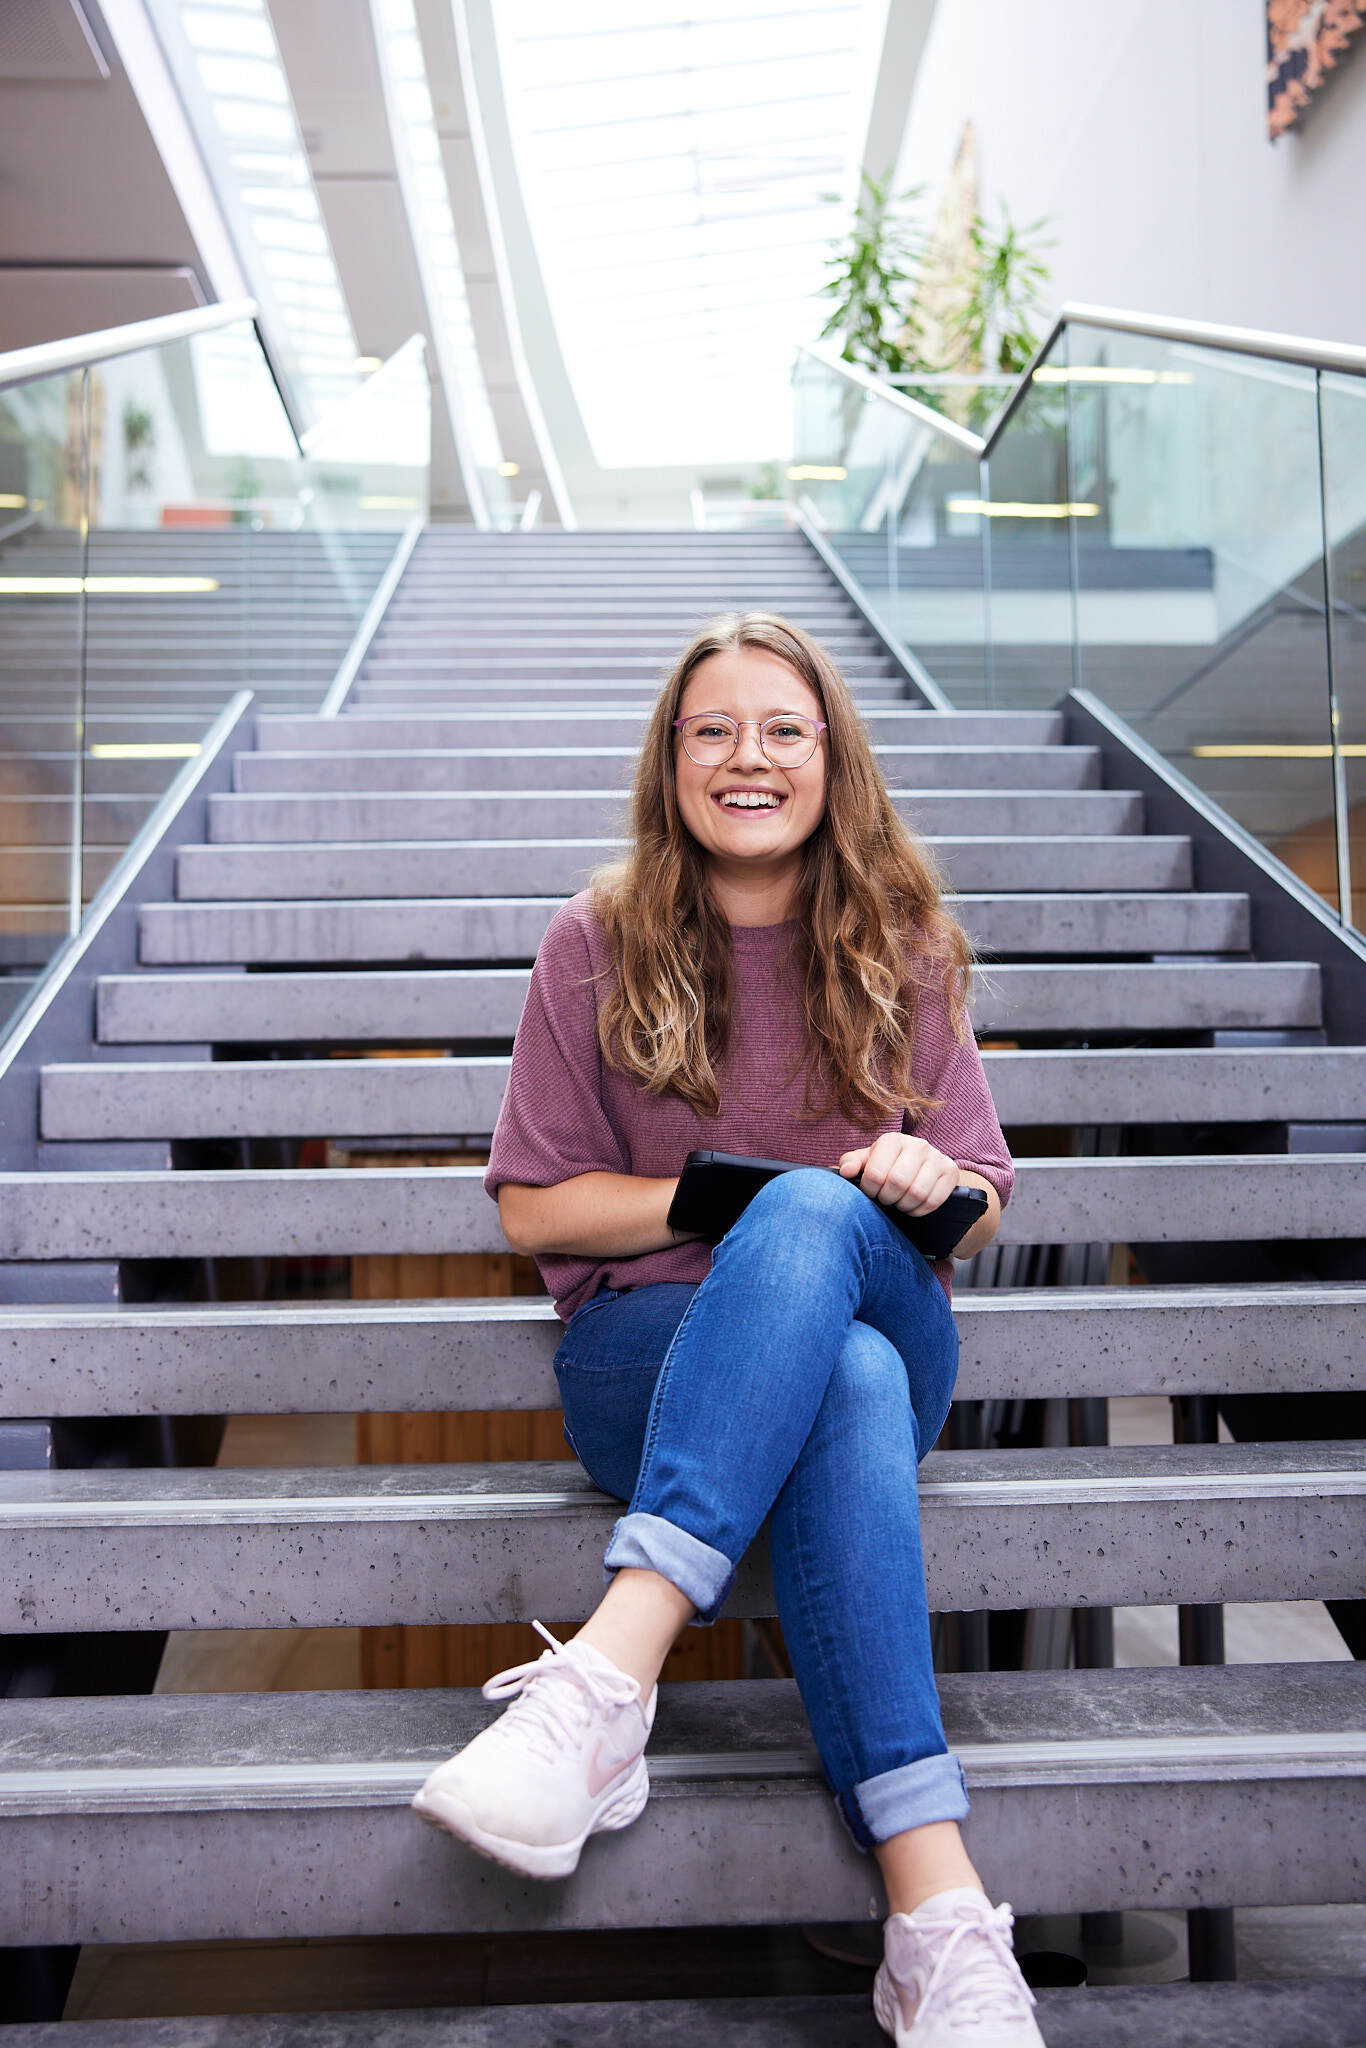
top-left (800, 301), bottom-right (1366, 469)
top-left (0, 299), bottom-right (261, 396)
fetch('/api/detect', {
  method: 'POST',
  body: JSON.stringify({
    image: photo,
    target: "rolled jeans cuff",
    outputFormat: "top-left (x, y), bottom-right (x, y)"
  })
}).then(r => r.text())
top-left (603, 1510), bottom-right (733, 1623)
top-left (837, 1750), bottom-right (970, 1850)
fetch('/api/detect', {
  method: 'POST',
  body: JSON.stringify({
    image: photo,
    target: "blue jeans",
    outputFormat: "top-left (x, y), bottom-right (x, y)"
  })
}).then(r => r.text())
top-left (552, 1166), bottom-right (967, 1849)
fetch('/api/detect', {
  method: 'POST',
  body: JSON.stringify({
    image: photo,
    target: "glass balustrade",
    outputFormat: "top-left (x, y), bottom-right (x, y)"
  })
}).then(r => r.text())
top-left (792, 320), bottom-right (1366, 931)
top-left (0, 307), bottom-right (431, 1033)
top-left (0, 362), bottom-right (87, 1013)
top-left (792, 347), bottom-right (999, 704)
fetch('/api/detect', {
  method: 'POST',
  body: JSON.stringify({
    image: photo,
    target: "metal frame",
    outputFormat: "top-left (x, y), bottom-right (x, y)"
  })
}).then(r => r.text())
top-left (318, 518), bottom-right (425, 719)
top-left (0, 300), bottom-right (260, 395)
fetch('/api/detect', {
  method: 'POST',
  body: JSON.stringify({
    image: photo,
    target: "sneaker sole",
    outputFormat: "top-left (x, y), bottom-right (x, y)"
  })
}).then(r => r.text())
top-left (411, 1755), bottom-right (650, 1882)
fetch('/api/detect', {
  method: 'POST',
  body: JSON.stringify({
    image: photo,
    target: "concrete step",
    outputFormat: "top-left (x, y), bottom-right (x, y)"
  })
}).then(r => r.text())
top-left (355, 659), bottom-right (903, 682)
top-left (207, 788), bottom-right (1143, 842)
top-left (231, 746), bottom-right (1100, 795)
top-left (40, 1045), bottom-right (1363, 1142)
top-left (3, 1441), bottom-right (1364, 1631)
top-left (1, 1155), bottom-right (1361, 1260)
top-left (1, 1666), bottom-right (1361, 1942)
top-left (135, 892), bottom-right (1251, 966)
top-left (5, 1983), bottom-right (1366, 2048)
top-left (345, 678), bottom-right (909, 704)
top-left (174, 836), bottom-right (1194, 900)
top-left (94, 960), bottom-right (1321, 1044)
top-left (3, 1283), bottom-right (1362, 1417)
top-left (256, 710), bottom-right (1066, 750)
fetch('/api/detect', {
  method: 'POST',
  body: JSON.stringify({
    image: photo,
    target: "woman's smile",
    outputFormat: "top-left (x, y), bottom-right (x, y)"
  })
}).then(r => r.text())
top-left (673, 647), bottom-right (828, 918)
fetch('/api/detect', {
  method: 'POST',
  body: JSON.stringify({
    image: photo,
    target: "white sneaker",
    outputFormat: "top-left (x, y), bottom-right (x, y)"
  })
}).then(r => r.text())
top-left (411, 1620), bottom-right (655, 1880)
top-left (873, 1887), bottom-right (1046, 2045)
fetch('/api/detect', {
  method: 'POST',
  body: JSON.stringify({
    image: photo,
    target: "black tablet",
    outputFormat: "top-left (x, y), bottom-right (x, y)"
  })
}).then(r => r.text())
top-left (666, 1149), bottom-right (988, 1260)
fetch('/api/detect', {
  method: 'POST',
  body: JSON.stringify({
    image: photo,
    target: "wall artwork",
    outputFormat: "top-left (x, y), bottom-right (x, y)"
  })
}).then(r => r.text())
top-left (1267, 1), bottom-right (1365, 136)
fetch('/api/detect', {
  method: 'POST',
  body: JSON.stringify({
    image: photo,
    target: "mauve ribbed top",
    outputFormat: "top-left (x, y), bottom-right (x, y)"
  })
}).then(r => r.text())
top-left (485, 892), bottom-right (1014, 1321)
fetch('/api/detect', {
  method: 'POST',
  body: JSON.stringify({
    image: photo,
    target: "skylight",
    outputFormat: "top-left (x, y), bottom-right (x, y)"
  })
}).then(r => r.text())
top-left (371, 0), bottom-right (506, 493)
top-left (493, 0), bottom-right (887, 468)
top-left (158, 0), bottom-right (362, 419)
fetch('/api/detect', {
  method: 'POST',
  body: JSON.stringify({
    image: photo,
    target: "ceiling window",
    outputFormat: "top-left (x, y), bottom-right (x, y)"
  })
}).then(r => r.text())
top-left (493, 0), bottom-right (887, 467)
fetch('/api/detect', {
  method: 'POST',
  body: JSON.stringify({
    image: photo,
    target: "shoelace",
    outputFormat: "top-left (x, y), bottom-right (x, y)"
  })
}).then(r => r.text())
top-left (481, 1620), bottom-right (641, 1767)
top-left (910, 1901), bottom-right (1037, 2030)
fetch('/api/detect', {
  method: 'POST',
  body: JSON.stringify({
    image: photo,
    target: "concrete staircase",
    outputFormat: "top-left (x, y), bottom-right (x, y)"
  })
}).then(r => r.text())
top-left (1, 528), bottom-right (1363, 2039)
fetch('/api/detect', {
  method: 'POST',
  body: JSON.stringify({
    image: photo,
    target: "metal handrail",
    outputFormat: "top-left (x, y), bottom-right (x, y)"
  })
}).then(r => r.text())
top-left (299, 334), bottom-right (427, 456)
top-left (0, 299), bottom-right (259, 395)
top-left (804, 300), bottom-right (1366, 465)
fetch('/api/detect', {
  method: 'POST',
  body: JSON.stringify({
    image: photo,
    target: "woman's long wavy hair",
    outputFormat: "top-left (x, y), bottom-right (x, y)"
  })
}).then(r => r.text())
top-left (590, 611), bottom-right (972, 1126)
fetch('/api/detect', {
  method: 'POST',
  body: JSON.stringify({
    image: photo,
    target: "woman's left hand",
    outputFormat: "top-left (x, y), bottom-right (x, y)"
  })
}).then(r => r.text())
top-left (838, 1134), bottom-right (959, 1216)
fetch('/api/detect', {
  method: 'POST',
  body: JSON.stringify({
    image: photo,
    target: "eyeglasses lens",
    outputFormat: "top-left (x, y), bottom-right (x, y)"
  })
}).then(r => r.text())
top-left (679, 716), bottom-right (819, 766)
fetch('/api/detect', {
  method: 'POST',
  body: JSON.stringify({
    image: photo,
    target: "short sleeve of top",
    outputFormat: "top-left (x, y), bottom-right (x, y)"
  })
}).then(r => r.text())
top-left (484, 898), bottom-right (626, 1193)
top-left (486, 892), bottom-right (1013, 1319)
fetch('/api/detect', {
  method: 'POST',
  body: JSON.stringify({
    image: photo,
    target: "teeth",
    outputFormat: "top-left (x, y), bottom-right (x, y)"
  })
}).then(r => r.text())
top-left (719, 792), bottom-right (780, 808)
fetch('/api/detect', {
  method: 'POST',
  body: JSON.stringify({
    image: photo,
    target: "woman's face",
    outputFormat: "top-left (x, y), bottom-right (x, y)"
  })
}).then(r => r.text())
top-left (673, 647), bottom-right (829, 887)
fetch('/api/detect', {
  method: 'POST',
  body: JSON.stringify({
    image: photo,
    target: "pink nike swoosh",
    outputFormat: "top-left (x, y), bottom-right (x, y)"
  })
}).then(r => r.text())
top-left (586, 1736), bottom-right (644, 1798)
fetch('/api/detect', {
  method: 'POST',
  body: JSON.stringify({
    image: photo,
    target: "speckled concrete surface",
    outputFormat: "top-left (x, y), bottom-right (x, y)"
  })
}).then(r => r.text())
top-left (0, 1669), bottom-right (1362, 1941)
top-left (39, 1045), bottom-right (1366, 1142)
top-left (2, 1154), bottom-right (1361, 1260)
top-left (172, 835), bottom-right (1191, 901)
top-left (0, 1440), bottom-right (1363, 1630)
top-left (1, 1282), bottom-right (1363, 1417)
top-left (206, 787), bottom-right (1141, 843)
top-left (93, 959), bottom-right (1321, 1045)
top-left (16, 1982), bottom-right (1366, 2045)
top-left (134, 890), bottom-right (1247, 966)
top-left (254, 708), bottom-right (1063, 751)
top-left (229, 744), bottom-right (1098, 797)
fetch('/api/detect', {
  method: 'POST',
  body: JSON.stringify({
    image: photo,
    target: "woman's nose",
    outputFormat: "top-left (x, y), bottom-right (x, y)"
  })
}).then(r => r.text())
top-left (731, 723), bottom-right (769, 768)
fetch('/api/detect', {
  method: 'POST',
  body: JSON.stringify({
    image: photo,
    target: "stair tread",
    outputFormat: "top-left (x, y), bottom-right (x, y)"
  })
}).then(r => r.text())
top-left (2, 1283), bottom-right (1362, 1413)
top-left (2, 1156), bottom-right (1364, 1258)
top-left (3, 1441), bottom-right (1363, 1627)
top-left (5, 1982), bottom-right (1366, 2048)
top-left (41, 1044), bottom-right (1366, 1144)
top-left (3, 1664), bottom-right (1362, 1790)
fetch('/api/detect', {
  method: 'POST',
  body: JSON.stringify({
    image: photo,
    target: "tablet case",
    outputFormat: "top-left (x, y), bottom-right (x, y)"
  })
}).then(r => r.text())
top-left (666, 1149), bottom-right (988, 1260)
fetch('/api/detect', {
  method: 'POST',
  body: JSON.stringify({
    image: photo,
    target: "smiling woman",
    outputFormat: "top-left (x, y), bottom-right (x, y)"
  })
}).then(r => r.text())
top-left (411, 613), bottom-right (1039, 2047)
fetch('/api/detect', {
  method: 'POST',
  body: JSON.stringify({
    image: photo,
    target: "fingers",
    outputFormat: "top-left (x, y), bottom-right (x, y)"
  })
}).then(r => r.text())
top-left (838, 1148), bottom-right (870, 1179)
top-left (855, 1134), bottom-right (958, 1214)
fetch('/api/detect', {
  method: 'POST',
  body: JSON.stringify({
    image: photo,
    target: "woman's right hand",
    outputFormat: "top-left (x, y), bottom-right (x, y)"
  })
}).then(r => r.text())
top-left (498, 1172), bottom-right (686, 1259)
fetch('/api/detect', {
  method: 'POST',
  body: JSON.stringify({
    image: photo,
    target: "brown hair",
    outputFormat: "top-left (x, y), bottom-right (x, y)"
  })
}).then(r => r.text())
top-left (590, 611), bottom-right (972, 1125)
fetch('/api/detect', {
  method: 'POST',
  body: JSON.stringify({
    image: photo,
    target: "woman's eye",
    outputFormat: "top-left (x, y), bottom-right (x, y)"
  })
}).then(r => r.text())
top-left (694, 722), bottom-right (730, 738)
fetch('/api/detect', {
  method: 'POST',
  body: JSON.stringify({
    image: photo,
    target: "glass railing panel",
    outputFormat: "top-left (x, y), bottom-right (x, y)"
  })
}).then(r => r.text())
top-left (0, 363), bottom-right (87, 1022)
top-left (791, 348), bottom-right (989, 702)
top-left (978, 328), bottom-right (1075, 711)
top-left (1058, 321), bottom-right (1338, 903)
top-left (1319, 367), bottom-right (1366, 929)
top-left (79, 321), bottom-right (431, 859)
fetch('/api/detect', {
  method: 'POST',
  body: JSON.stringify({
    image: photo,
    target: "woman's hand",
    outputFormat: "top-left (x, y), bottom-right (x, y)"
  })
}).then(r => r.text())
top-left (838, 1133), bottom-right (958, 1215)
top-left (837, 1137), bottom-right (1002, 1258)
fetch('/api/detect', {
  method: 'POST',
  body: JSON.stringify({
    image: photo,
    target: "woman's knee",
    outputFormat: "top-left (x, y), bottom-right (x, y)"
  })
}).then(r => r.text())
top-left (833, 1321), bottom-right (956, 1456)
top-left (831, 1321), bottom-right (912, 1422)
top-left (727, 1165), bottom-right (868, 1243)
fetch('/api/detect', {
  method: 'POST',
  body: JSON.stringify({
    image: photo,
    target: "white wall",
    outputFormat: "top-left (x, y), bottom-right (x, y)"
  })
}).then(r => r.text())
top-left (896, 0), bottom-right (1366, 346)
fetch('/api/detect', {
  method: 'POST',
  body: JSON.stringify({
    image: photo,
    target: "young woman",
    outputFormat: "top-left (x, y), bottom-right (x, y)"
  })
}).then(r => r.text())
top-left (413, 614), bottom-right (1044, 2047)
